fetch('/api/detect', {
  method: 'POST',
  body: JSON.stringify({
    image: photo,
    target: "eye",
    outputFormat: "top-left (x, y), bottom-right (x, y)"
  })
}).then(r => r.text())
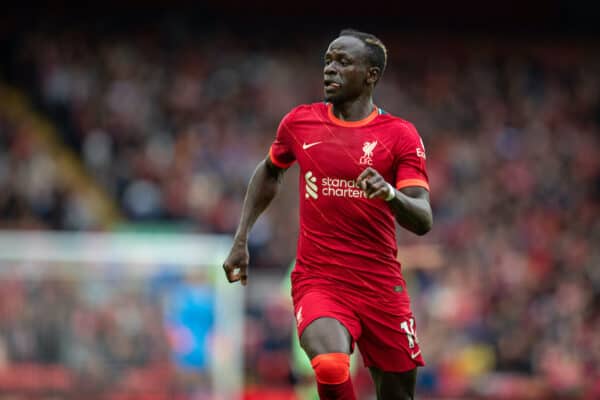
top-left (340, 59), bottom-right (350, 66)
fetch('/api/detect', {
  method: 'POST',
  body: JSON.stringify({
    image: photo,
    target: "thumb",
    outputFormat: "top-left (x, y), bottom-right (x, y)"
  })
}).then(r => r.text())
top-left (240, 265), bottom-right (248, 286)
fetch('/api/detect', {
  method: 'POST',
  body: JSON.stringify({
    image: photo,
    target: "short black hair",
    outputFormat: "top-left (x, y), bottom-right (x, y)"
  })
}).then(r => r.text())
top-left (339, 29), bottom-right (388, 82)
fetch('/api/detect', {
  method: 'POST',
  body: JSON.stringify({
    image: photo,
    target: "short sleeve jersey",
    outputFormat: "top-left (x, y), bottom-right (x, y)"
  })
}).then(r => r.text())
top-left (270, 102), bottom-right (429, 298)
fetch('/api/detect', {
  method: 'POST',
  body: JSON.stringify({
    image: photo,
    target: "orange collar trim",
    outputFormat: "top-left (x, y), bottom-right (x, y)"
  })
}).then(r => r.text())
top-left (327, 103), bottom-right (379, 127)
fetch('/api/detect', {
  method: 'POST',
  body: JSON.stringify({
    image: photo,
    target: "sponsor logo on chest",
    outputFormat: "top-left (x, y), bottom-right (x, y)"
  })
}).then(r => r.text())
top-left (304, 171), bottom-right (367, 200)
top-left (302, 139), bottom-right (385, 200)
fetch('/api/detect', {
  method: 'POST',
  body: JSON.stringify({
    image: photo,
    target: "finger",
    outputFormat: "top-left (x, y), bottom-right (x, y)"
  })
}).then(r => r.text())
top-left (231, 267), bottom-right (242, 282)
top-left (240, 265), bottom-right (248, 286)
top-left (368, 187), bottom-right (388, 199)
top-left (359, 174), bottom-right (377, 191)
top-left (357, 167), bottom-right (375, 180)
top-left (366, 182), bottom-right (386, 198)
top-left (229, 267), bottom-right (248, 285)
top-left (367, 175), bottom-right (384, 187)
top-left (223, 264), bottom-right (241, 283)
top-left (357, 168), bottom-right (375, 187)
top-left (222, 264), bottom-right (232, 281)
top-left (358, 168), bottom-right (384, 191)
top-left (362, 176), bottom-right (384, 194)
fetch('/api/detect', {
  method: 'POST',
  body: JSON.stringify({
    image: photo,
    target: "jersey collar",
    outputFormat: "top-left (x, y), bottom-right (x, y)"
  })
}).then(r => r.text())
top-left (327, 103), bottom-right (379, 127)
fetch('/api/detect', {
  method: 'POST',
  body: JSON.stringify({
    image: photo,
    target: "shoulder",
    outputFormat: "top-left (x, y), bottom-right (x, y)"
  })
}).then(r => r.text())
top-left (377, 110), bottom-right (421, 139)
top-left (281, 102), bottom-right (327, 125)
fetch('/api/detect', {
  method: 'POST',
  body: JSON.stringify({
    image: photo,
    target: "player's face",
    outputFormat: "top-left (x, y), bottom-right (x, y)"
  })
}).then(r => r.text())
top-left (323, 36), bottom-right (372, 104)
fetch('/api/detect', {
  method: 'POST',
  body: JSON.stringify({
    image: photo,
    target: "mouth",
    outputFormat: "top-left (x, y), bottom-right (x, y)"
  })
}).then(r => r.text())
top-left (324, 79), bottom-right (342, 91)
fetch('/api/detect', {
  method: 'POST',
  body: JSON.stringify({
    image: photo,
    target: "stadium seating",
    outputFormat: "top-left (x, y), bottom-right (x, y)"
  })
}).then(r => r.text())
top-left (1, 25), bottom-right (599, 397)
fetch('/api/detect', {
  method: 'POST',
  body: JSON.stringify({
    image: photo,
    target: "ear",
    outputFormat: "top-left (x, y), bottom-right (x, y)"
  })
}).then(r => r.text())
top-left (366, 66), bottom-right (381, 86)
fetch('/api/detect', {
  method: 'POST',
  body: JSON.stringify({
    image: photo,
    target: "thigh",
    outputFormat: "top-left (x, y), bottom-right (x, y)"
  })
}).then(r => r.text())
top-left (357, 306), bottom-right (425, 372)
top-left (299, 317), bottom-right (352, 359)
top-left (369, 367), bottom-right (417, 400)
top-left (292, 285), bottom-right (362, 359)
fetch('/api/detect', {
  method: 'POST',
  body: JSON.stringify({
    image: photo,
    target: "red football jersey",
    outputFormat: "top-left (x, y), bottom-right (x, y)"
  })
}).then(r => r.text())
top-left (270, 102), bottom-right (429, 299)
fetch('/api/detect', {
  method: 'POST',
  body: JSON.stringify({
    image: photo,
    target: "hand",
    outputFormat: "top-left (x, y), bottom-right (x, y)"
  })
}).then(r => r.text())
top-left (222, 239), bottom-right (250, 286)
top-left (357, 167), bottom-right (394, 200)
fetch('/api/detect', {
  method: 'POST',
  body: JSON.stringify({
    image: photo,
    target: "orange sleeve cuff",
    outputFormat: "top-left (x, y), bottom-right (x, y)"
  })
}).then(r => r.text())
top-left (396, 178), bottom-right (430, 191)
top-left (269, 147), bottom-right (295, 169)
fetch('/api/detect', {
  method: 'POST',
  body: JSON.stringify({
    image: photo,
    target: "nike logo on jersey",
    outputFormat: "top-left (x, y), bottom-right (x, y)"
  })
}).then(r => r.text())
top-left (302, 141), bottom-right (322, 150)
top-left (410, 350), bottom-right (421, 359)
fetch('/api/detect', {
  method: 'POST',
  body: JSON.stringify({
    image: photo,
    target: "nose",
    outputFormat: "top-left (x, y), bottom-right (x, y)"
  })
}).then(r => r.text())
top-left (324, 61), bottom-right (337, 75)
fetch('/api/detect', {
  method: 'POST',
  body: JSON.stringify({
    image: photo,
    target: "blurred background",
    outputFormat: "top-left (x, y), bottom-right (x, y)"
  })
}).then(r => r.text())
top-left (1, 1), bottom-right (599, 399)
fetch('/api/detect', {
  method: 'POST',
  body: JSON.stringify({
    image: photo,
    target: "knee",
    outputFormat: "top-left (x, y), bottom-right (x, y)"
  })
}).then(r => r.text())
top-left (310, 353), bottom-right (350, 384)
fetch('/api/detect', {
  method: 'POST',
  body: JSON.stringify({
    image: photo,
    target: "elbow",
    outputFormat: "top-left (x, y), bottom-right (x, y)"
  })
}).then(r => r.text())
top-left (415, 217), bottom-right (433, 236)
top-left (414, 225), bottom-right (431, 236)
top-left (263, 158), bottom-right (285, 183)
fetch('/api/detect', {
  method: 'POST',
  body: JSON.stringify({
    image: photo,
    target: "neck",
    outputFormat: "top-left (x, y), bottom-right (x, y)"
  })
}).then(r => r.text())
top-left (331, 95), bottom-right (374, 121)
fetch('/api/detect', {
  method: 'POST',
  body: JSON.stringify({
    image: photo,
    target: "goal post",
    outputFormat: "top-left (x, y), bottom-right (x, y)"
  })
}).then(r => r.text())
top-left (0, 230), bottom-right (242, 399)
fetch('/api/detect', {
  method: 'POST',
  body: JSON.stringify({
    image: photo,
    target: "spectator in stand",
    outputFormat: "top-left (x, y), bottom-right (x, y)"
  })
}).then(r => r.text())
top-left (1, 26), bottom-right (598, 397)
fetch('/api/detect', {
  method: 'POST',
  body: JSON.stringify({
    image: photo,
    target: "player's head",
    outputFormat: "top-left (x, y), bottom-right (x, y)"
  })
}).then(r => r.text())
top-left (323, 29), bottom-right (388, 104)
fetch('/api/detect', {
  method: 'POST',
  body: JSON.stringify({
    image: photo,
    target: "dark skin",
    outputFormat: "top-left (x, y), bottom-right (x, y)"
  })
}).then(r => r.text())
top-left (223, 35), bottom-right (432, 400)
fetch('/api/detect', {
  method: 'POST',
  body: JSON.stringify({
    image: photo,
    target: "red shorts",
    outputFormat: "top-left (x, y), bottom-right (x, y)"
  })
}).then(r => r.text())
top-left (291, 279), bottom-right (425, 372)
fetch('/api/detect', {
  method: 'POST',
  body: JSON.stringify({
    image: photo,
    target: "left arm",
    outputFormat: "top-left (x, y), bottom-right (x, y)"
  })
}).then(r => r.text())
top-left (358, 167), bottom-right (433, 235)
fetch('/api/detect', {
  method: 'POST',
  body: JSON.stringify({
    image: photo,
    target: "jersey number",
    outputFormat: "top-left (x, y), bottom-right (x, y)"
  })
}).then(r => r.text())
top-left (400, 318), bottom-right (419, 349)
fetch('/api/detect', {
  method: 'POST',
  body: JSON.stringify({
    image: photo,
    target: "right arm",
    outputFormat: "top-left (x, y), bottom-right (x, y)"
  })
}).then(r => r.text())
top-left (222, 156), bottom-right (286, 286)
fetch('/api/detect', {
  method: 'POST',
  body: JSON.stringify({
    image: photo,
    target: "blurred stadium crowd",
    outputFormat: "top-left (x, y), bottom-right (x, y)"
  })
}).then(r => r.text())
top-left (1, 21), bottom-right (600, 399)
top-left (0, 273), bottom-right (173, 398)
